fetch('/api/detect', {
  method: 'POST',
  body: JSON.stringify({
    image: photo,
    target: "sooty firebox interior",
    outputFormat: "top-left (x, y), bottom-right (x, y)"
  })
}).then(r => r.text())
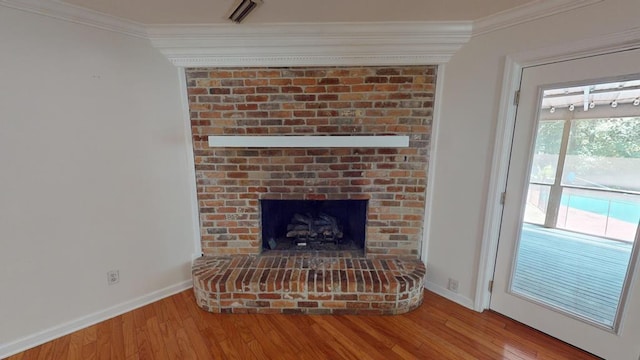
top-left (260, 199), bottom-right (367, 252)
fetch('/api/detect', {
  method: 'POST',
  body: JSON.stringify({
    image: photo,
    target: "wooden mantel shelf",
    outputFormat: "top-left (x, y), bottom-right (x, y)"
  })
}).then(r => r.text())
top-left (207, 135), bottom-right (410, 148)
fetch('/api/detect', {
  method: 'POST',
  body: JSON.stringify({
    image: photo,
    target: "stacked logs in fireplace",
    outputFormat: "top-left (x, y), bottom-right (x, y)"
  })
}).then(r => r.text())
top-left (286, 213), bottom-right (343, 246)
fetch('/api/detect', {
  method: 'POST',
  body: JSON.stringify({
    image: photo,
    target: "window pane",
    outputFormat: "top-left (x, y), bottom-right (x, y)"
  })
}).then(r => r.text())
top-left (563, 117), bottom-right (640, 192)
top-left (530, 120), bottom-right (564, 184)
top-left (511, 79), bottom-right (640, 331)
top-left (557, 187), bottom-right (640, 241)
top-left (524, 184), bottom-right (551, 225)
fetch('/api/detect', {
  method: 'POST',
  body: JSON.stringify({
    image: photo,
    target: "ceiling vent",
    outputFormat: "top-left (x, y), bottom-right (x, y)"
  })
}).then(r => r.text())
top-left (227, 0), bottom-right (262, 23)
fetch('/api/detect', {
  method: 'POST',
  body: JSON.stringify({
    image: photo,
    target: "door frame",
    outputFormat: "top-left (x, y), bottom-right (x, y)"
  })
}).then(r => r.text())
top-left (475, 28), bottom-right (640, 312)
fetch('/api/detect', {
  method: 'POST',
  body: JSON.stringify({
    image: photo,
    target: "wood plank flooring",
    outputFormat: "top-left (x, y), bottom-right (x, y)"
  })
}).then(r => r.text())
top-left (6, 290), bottom-right (600, 359)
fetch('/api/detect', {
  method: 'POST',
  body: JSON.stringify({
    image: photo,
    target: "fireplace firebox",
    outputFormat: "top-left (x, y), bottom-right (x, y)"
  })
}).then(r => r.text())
top-left (260, 199), bottom-right (367, 252)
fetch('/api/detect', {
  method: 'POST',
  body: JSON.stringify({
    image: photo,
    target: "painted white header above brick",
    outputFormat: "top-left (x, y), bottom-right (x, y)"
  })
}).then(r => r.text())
top-left (147, 22), bottom-right (473, 67)
top-left (208, 136), bottom-right (410, 148)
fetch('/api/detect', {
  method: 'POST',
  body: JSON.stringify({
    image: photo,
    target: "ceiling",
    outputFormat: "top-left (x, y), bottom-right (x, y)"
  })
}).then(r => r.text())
top-left (60, 0), bottom-right (535, 25)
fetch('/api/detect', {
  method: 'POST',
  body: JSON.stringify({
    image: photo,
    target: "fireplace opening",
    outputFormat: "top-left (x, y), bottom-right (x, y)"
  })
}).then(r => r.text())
top-left (260, 199), bottom-right (367, 252)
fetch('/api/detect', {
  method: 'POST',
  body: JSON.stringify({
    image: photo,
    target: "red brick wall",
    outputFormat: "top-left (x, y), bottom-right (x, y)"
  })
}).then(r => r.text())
top-left (186, 66), bottom-right (436, 258)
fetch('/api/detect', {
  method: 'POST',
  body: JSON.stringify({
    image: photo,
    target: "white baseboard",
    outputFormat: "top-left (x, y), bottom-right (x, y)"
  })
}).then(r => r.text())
top-left (0, 280), bottom-right (193, 359)
top-left (424, 280), bottom-right (475, 310)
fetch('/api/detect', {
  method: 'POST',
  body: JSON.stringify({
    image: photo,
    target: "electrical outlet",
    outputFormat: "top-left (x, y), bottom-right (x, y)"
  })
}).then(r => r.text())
top-left (448, 278), bottom-right (459, 293)
top-left (107, 270), bottom-right (120, 285)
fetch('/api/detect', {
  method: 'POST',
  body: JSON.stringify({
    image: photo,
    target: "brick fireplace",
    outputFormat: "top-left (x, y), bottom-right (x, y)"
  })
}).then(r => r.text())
top-left (187, 65), bottom-right (434, 314)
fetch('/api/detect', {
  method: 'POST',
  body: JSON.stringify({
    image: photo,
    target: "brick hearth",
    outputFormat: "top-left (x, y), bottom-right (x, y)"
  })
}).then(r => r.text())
top-left (193, 253), bottom-right (425, 314)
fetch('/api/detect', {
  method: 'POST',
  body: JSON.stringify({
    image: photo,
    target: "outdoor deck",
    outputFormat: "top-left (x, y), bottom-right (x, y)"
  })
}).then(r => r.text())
top-left (512, 224), bottom-right (634, 327)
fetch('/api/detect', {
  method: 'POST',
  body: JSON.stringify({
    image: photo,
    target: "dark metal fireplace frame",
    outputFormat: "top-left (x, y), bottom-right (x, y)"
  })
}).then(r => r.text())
top-left (260, 199), bottom-right (368, 252)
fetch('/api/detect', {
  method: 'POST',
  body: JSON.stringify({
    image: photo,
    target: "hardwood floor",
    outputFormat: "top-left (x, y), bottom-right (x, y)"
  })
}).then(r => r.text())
top-left (6, 290), bottom-right (600, 360)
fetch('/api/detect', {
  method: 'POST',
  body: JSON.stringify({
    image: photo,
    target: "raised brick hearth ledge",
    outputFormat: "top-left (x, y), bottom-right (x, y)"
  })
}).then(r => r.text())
top-left (192, 253), bottom-right (426, 315)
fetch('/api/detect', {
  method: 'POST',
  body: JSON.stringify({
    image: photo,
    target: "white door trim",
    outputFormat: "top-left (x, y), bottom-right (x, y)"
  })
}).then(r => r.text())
top-left (475, 26), bottom-right (640, 312)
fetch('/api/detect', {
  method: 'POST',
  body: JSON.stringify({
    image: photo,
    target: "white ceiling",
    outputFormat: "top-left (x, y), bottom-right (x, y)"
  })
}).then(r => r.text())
top-left (60, 0), bottom-right (535, 24)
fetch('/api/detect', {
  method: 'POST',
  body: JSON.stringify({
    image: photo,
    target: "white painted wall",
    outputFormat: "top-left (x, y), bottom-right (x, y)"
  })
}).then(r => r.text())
top-left (426, 0), bottom-right (640, 305)
top-left (0, 7), bottom-right (197, 356)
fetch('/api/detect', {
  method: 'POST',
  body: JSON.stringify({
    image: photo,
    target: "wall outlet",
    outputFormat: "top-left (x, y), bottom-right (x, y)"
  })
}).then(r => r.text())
top-left (448, 278), bottom-right (459, 293)
top-left (107, 270), bottom-right (120, 285)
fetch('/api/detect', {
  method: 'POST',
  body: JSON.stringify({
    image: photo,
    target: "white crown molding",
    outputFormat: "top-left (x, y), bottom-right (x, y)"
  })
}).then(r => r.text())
top-left (473, 0), bottom-right (603, 36)
top-left (0, 0), bottom-right (147, 38)
top-left (146, 22), bottom-right (473, 67)
top-left (3, 0), bottom-right (607, 66)
top-left (3, 0), bottom-right (607, 55)
top-left (513, 25), bottom-right (640, 65)
top-left (164, 54), bottom-right (457, 68)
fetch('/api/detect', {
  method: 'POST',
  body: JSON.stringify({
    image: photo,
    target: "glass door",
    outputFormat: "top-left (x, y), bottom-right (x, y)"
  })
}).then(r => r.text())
top-left (517, 113), bottom-right (639, 328)
top-left (490, 48), bottom-right (640, 360)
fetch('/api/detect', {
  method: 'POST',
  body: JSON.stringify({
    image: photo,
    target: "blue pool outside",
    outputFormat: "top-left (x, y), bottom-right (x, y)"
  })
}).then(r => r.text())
top-left (560, 194), bottom-right (640, 224)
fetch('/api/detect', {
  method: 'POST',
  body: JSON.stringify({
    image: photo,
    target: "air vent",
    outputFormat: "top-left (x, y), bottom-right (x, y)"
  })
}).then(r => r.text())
top-left (227, 0), bottom-right (262, 23)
